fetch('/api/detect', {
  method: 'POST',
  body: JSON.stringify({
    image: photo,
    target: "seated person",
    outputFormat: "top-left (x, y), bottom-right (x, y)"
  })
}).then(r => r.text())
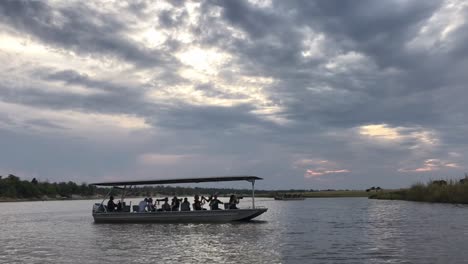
top-left (161, 197), bottom-right (171, 211)
top-left (138, 198), bottom-right (148, 212)
top-left (193, 195), bottom-right (203, 210)
top-left (107, 196), bottom-right (117, 212)
top-left (228, 194), bottom-right (239, 209)
top-left (181, 197), bottom-right (191, 211)
top-left (171, 196), bottom-right (182, 211)
top-left (147, 197), bottom-right (155, 212)
top-left (116, 200), bottom-right (123, 212)
top-left (209, 195), bottom-right (223, 210)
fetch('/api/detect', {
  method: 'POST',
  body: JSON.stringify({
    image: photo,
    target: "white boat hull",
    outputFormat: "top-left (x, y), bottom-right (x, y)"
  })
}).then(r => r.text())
top-left (93, 208), bottom-right (267, 223)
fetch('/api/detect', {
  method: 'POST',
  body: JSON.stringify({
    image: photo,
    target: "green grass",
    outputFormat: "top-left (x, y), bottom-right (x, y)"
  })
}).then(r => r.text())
top-left (369, 180), bottom-right (468, 204)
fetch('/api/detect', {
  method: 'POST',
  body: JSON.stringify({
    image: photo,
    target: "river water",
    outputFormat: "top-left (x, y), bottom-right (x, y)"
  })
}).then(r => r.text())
top-left (1, 197), bottom-right (468, 264)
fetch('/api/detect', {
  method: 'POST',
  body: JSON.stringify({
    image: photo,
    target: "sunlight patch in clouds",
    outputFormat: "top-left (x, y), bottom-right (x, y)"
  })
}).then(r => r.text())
top-left (359, 124), bottom-right (439, 148)
top-left (305, 169), bottom-right (350, 178)
top-left (176, 47), bottom-right (232, 75)
top-left (138, 153), bottom-right (190, 165)
top-left (398, 158), bottom-right (460, 173)
top-left (359, 124), bottom-right (402, 141)
top-left (294, 158), bottom-right (350, 179)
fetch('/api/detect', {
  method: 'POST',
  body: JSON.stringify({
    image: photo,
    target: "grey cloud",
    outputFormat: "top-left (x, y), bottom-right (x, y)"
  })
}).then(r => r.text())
top-left (0, 0), bottom-right (178, 69)
top-left (152, 103), bottom-right (276, 131)
top-left (205, 0), bottom-right (465, 128)
top-left (25, 119), bottom-right (67, 130)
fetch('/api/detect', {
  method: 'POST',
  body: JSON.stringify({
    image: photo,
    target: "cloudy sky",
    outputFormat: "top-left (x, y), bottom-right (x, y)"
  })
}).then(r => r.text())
top-left (0, 0), bottom-right (467, 189)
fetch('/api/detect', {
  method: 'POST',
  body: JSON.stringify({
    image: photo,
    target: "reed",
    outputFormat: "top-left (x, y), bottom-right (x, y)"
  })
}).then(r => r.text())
top-left (369, 179), bottom-right (468, 204)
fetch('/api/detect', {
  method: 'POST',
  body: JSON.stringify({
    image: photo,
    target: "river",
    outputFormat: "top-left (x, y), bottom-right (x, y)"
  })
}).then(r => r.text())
top-left (1, 197), bottom-right (467, 263)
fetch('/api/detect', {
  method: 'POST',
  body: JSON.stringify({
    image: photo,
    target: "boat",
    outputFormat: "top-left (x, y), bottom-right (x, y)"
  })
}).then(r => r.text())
top-left (90, 176), bottom-right (268, 223)
top-left (274, 193), bottom-right (305, 200)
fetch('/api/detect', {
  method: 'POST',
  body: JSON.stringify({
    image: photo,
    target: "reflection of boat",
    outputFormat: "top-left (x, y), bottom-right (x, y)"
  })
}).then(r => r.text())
top-left (274, 194), bottom-right (305, 200)
top-left (91, 176), bottom-right (267, 223)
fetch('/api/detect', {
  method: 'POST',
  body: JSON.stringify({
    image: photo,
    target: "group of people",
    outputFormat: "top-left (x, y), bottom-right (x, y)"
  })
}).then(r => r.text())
top-left (106, 194), bottom-right (241, 212)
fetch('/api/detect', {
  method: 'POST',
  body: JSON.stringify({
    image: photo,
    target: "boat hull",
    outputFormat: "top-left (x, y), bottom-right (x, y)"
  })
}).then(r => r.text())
top-left (93, 208), bottom-right (267, 223)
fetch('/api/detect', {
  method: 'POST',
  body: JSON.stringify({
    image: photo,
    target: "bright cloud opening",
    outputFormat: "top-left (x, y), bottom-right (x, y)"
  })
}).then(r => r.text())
top-left (399, 158), bottom-right (460, 173)
top-left (305, 169), bottom-right (350, 178)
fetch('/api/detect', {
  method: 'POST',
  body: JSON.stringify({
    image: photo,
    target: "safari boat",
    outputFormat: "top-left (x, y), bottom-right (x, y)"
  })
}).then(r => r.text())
top-left (91, 176), bottom-right (267, 223)
top-left (274, 194), bottom-right (305, 200)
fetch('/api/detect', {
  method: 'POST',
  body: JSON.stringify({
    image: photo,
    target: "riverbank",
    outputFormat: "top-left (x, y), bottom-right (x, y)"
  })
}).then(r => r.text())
top-left (369, 180), bottom-right (468, 204)
top-left (0, 195), bottom-right (103, 203)
top-left (257, 190), bottom-right (372, 198)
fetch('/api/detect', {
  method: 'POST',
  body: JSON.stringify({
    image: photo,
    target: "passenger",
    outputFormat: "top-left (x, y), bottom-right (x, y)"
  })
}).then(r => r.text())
top-left (153, 199), bottom-right (158, 211)
top-left (193, 195), bottom-right (203, 210)
top-left (181, 197), bottom-right (191, 211)
top-left (171, 196), bottom-right (182, 211)
top-left (107, 196), bottom-right (117, 212)
top-left (138, 198), bottom-right (148, 212)
top-left (209, 195), bottom-right (224, 210)
top-left (147, 197), bottom-right (155, 212)
top-left (161, 197), bottom-right (171, 211)
top-left (228, 194), bottom-right (239, 209)
top-left (116, 200), bottom-right (123, 212)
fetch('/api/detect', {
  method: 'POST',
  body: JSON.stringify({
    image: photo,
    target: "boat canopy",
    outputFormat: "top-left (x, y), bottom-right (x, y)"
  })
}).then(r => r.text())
top-left (90, 175), bottom-right (262, 187)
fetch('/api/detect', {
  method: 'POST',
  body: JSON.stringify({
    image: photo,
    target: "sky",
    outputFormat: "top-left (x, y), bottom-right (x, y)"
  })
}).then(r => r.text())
top-left (0, 0), bottom-right (467, 190)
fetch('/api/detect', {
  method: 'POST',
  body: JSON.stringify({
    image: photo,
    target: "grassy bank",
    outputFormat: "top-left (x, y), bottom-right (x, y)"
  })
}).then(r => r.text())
top-left (369, 180), bottom-right (468, 204)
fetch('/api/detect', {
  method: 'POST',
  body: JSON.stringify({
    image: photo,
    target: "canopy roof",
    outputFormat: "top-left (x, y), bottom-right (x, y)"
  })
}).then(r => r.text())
top-left (90, 176), bottom-right (262, 186)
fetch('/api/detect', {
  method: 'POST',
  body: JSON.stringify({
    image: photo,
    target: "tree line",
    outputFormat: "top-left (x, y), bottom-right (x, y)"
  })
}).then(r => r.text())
top-left (0, 174), bottom-right (102, 199)
top-left (0, 174), bottom-right (343, 200)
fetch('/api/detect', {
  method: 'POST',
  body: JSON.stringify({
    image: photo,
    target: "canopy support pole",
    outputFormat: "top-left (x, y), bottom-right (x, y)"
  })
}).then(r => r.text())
top-left (120, 185), bottom-right (127, 202)
top-left (100, 187), bottom-right (114, 213)
top-left (251, 180), bottom-right (256, 209)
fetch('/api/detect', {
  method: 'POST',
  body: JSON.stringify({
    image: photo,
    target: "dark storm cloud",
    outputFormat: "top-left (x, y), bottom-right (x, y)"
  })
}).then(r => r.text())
top-left (156, 105), bottom-right (270, 131)
top-left (275, 0), bottom-right (443, 67)
top-left (204, 0), bottom-right (468, 130)
top-left (0, 0), bottom-right (178, 68)
top-left (0, 68), bottom-right (146, 116)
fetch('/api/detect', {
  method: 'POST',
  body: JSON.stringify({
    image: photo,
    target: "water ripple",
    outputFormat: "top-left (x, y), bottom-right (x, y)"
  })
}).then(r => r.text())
top-left (1, 198), bottom-right (468, 263)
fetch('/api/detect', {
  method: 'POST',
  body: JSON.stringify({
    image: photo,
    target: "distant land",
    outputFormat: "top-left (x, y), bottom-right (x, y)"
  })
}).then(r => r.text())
top-left (0, 174), bottom-right (373, 202)
top-left (370, 175), bottom-right (468, 204)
